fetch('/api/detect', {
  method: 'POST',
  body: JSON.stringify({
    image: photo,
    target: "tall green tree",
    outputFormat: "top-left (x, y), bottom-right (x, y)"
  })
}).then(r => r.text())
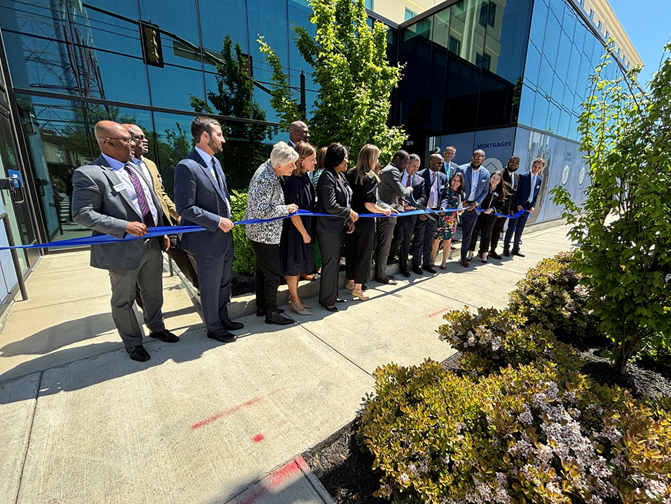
top-left (551, 44), bottom-right (671, 374)
top-left (258, 0), bottom-right (406, 162)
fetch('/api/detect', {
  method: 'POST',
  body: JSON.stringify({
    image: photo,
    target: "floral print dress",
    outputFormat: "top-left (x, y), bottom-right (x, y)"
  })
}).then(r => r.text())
top-left (434, 187), bottom-right (461, 240)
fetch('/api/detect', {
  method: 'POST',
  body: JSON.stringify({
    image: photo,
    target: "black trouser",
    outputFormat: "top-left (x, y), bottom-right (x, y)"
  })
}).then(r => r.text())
top-left (460, 208), bottom-right (479, 261)
top-left (374, 217), bottom-right (397, 279)
top-left (504, 210), bottom-right (531, 252)
top-left (468, 212), bottom-right (498, 254)
top-left (389, 216), bottom-right (416, 273)
top-left (490, 216), bottom-right (506, 253)
top-left (316, 228), bottom-right (345, 307)
top-left (345, 218), bottom-right (375, 284)
top-left (251, 240), bottom-right (282, 314)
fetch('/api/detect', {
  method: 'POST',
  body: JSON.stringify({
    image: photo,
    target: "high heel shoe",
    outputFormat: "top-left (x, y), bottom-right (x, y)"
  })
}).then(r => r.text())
top-left (440, 263), bottom-right (447, 270)
top-left (289, 300), bottom-right (312, 315)
top-left (345, 283), bottom-right (354, 291)
top-left (481, 252), bottom-right (488, 263)
top-left (351, 290), bottom-right (369, 301)
top-left (467, 251), bottom-right (474, 261)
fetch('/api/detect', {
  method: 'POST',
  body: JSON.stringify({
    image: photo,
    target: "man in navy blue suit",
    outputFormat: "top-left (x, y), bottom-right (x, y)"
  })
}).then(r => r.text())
top-left (503, 157), bottom-right (545, 257)
top-left (174, 116), bottom-right (244, 343)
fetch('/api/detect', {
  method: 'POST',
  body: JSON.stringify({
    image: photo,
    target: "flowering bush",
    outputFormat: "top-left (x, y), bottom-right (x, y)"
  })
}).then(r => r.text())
top-left (439, 307), bottom-right (582, 377)
top-left (361, 360), bottom-right (671, 504)
top-left (508, 251), bottom-right (602, 342)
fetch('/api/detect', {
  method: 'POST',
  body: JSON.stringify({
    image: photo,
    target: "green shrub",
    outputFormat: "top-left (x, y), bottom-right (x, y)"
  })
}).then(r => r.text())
top-left (230, 189), bottom-right (256, 275)
top-left (361, 360), bottom-right (671, 504)
top-left (508, 251), bottom-right (602, 342)
top-left (439, 307), bottom-right (582, 377)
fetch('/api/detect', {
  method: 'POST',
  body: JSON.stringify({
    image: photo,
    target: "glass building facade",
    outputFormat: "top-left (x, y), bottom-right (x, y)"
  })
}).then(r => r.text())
top-left (0, 0), bottom-right (631, 309)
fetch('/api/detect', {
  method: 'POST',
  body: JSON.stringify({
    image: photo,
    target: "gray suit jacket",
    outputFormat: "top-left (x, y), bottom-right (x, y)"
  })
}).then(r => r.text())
top-left (378, 162), bottom-right (411, 210)
top-left (72, 155), bottom-right (165, 271)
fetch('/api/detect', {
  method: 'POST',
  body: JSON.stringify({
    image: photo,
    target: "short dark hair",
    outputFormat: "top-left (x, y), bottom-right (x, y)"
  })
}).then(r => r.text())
top-left (324, 142), bottom-right (348, 170)
top-left (392, 150), bottom-right (410, 164)
top-left (191, 116), bottom-right (220, 142)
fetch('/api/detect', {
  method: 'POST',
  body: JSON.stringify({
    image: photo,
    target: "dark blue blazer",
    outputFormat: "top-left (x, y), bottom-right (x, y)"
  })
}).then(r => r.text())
top-left (515, 171), bottom-right (543, 210)
top-left (174, 149), bottom-right (232, 255)
top-left (417, 169), bottom-right (449, 209)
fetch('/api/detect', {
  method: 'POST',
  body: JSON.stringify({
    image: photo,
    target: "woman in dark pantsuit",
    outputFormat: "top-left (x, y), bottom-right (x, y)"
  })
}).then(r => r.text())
top-left (345, 144), bottom-right (391, 301)
top-left (467, 170), bottom-right (509, 263)
top-left (315, 143), bottom-right (358, 312)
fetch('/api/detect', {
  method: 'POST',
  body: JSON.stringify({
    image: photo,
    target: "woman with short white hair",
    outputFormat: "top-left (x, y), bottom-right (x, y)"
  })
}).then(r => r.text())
top-left (245, 141), bottom-right (299, 325)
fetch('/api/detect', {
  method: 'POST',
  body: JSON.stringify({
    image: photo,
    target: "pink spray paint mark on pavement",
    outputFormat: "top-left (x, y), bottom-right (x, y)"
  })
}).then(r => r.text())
top-left (237, 459), bottom-right (304, 504)
top-left (190, 396), bottom-right (262, 430)
top-left (428, 307), bottom-right (451, 318)
top-left (252, 434), bottom-right (265, 443)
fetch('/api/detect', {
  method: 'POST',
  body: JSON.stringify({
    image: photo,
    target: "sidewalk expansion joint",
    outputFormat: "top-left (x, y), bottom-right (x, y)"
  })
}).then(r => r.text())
top-left (414, 284), bottom-right (477, 309)
top-left (296, 323), bottom-right (373, 378)
top-left (14, 369), bottom-right (43, 504)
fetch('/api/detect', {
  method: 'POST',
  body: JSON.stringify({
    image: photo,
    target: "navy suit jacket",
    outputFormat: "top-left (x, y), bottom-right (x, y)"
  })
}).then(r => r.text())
top-left (441, 161), bottom-right (461, 180)
top-left (174, 149), bottom-right (232, 255)
top-left (515, 171), bottom-right (543, 210)
top-left (398, 173), bottom-right (427, 223)
top-left (417, 169), bottom-right (449, 209)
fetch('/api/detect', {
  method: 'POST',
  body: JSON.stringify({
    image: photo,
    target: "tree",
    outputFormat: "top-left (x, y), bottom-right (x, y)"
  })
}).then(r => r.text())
top-left (551, 43), bottom-right (671, 374)
top-left (258, 0), bottom-right (406, 162)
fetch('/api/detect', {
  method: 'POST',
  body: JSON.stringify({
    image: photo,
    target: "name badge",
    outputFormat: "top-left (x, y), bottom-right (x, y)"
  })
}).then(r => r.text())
top-left (113, 183), bottom-right (126, 192)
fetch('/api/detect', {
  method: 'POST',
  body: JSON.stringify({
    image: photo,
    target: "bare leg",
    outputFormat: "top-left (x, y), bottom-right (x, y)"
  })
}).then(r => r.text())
top-left (285, 275), bottom-right (304, 310)
top-left (430, 239), bottom-right (440, 266)
top-left (441, 239), bottom-right (452, 266)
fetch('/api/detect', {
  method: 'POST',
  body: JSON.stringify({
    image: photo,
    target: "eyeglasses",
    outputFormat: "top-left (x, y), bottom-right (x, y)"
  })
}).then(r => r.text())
top-left (472, 155), bottom-right (484, 159)
top-left (132, 135), bottom-right (147, 141)
top-left (107, 136), bottom-right (136, 144)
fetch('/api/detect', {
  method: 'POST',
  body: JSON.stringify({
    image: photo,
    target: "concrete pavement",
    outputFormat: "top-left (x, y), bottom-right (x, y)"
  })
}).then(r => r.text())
top-left (0, 223), bottom-right (574, 504)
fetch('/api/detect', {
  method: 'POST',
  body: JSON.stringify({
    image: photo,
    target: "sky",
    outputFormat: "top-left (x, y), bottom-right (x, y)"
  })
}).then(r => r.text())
top-left (608, 0), bottom-right (671, 87)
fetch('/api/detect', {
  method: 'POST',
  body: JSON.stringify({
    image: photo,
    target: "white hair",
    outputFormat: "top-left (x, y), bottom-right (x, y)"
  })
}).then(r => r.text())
top-left (270, 141), bottom-right (298, 168)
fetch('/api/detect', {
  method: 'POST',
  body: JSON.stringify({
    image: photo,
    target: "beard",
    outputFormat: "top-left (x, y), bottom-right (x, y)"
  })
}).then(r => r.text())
top-left (208, 137), bottom-right (223, 154)
top-left (508, 165), bottom-right (519, 172)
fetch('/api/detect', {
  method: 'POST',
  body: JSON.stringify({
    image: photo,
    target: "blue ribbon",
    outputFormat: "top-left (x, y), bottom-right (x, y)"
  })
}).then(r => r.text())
top-left (0, 208), bottom-right (529, 251)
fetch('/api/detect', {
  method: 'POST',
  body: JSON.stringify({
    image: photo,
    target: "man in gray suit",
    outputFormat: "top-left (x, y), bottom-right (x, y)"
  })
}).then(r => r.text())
top-left (72, 121), bottom-right (178, 362)
top-left (375, 150), bottom-right (412, 285)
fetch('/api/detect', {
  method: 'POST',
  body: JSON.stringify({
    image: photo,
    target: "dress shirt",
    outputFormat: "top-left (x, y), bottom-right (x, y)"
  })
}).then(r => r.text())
top-left (401, 171), bottom-right (411, 187)
top-left (131, 156), bottom-right (153, 185)
top-left (468, 168), bottom-right (480, 201)
top-left (102, 153), bottom-right (158, 226)
top-left (195, 146), bottom-right (231, 218)
top-left (528, 174), bottom-right (537, 203)
top-left (427, 171), bottom-right (439, 208)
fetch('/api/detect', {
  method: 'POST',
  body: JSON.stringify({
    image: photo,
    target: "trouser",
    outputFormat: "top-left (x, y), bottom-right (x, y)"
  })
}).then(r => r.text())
top-left (194, 233), bottom-right (234, 332)
top-left (504, 211), bottom-right (530, 252)
top-left (345, 218), bottom-right (375, 284)
top-left (136, 246), bottom-right (199, 309)
top-left (316, 228), bottom-right (345, 307)
top-left (389, 216), bottom-right (416, 273)
top-left (109, 238), bottom-right (165, 348)
top-left (251, 240), bottom-right (282, 314)
top-left (490, 216), bottom-right (506, 253)
top-left (469, 212), bottom-right (498, 254)
top-left (411, 215), bottom-right (438, 267)
top-left (460, 209), bottom-right (479, 261)
top-left (375, 217), bottom-right (397, 279)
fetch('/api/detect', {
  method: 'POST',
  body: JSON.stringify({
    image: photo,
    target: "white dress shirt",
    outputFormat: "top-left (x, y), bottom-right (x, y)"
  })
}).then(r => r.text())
top-left (195, 146), bottom-right (231, 218)
top-left (468, 167), bottom-right (479, 201)
top-left (103, 153), bottom-right (158, 225)
top-left (427, 172), bottom-right (439, 209)
top-left (131, 156), bottom-right (153, 186)
top-left (528, 174), bottom-right (537, 203)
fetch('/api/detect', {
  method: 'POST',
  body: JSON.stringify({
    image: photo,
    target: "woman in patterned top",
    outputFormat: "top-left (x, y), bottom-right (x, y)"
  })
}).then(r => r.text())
top-left (244, 142), bottom-right (299, 325)
top-left (431, 171), bottom-right (465, 269)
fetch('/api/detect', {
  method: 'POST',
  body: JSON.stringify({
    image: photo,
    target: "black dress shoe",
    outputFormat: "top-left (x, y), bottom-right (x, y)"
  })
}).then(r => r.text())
top-left (512, 250), bottom-right (525, 257)
top-left (362, 283), bottom-right (368, 291)
top-left (503, 248), bottom-right (511, 257)
top-left (221, 319), bottom-right (244, 331)
top-left (126, 345), bottom-right (151, 362)
top-left (257, 307), bottom-right (284, 317)
top-left (412, 265), bottom-right (423, 275)
top-left (423, 265), bottom-right (437, 274)
top-left (207, 328), bottom-right (237, 343)
top-left (321, 304), bottom-right (338, 312)
top-left (401, 270), bottom-right (411, 278)
top-left (335, 297), bottom-right (346, 303)
top-left (265, 312), bottom-right (295, 325)
top-left (489, 251), bottom-right (502, 260)
top-left (149, 329), bottom-right (179, 343)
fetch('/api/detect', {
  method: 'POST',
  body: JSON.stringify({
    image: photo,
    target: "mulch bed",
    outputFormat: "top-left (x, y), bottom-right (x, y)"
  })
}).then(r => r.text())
top-left (304, 339), bottom-right (671, 503)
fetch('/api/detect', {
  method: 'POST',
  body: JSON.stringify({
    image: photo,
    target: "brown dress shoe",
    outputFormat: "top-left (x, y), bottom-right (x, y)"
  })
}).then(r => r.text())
top-left (459, 258), bottom-right (470, 268)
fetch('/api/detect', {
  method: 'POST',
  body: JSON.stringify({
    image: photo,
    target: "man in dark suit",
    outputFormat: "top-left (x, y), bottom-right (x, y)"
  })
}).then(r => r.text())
top-left (414, 153), bottom-right (449, 275)
top-left (174, 116), bottom-right (244, 344)
top-left (441, 146), bottom-right (461, 179)
top-left (375, 150), bottom-right (412, 285)
top-left (389, 154), bottom-right (427, 278)
top-left (489, 155), bottom-right (520, 259)
top-left (503, 157), bottom-right (545, 257)
top-left (459, 150), bottom-right (491, 268)
top-left (72, 121), bottom-right (178, 362)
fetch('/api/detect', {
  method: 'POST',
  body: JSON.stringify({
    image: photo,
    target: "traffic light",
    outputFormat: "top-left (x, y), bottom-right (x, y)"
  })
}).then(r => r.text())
top-left (140, 21), bottom-right (164, 68)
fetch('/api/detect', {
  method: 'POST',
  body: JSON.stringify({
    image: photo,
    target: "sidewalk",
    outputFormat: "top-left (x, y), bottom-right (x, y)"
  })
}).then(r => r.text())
top-left (0, 224), bottom-right (575, 504)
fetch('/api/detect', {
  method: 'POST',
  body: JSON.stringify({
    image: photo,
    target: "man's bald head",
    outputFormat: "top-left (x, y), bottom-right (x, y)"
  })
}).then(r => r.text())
top-left (289, 121), bottom-right (309, 144)
top-left (428, 153), bottom-right (443, 172)
top-left (122, 123), bottom-right (148, 158)
top-left (94, 121), bottom-right (133, 163)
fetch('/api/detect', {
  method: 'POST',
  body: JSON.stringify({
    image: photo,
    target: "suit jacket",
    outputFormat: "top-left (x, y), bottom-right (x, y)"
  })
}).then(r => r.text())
top-left (72, 155), bottom-right (165, 271)
top-left (441, 161), bottom-right (461, 180)
top-left (515, 171), bottom-right (543, 210)
top-left (417, 169), bottom-right (449, 209)
top-left (315, 168), bottom-right (352, 234)
top-left (461, 163), bottom-right (491, 210)
top-left (378, 162), bottom-right (411, 209)
top-left (501, 168), bottom-right (520, 215)
top-left (398, 172), bottom-right (427, 224)
top-left (143, 157), bottom-right (178, 224)
top-left (174, 149), bottom-right (232, 255)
